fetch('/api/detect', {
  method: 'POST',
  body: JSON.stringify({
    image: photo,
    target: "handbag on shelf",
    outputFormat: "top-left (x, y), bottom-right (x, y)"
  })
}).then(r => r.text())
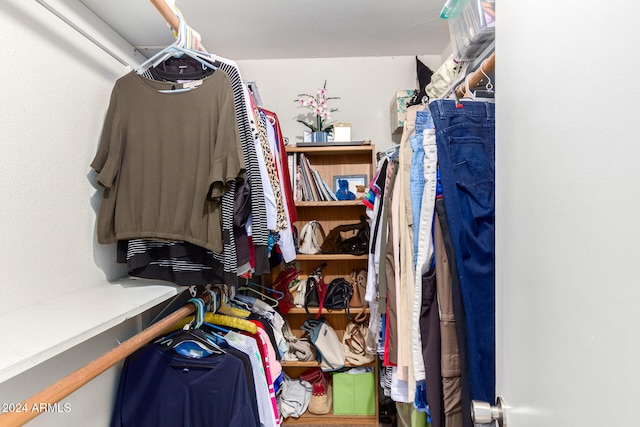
top-left (349, 269), bottom-right (362, 308)
top-left (348, 268), bottom-right (369, 308)
top-left (292, 277), bottom-right (306, 307)
top-left (298, 220), bottom-right (326, 255)
top-left (301, 317), bottom-right (345, 372)
top-left (289, 337), bottom-right (318, 362)
top-left (343, 308), bottom-right (375, 366)
top-left (282, 319), bottom-right (318, 362)
top-left (323, 277), bottom-right (354, 319)
top-left (320, 215), bottom-right (370, 256)
top-left (271, 265), bottom-right (302, 314)
top-left (304, 263), bottom-right (327, 319)
top-left (299, 368), bottom-right (332, 415)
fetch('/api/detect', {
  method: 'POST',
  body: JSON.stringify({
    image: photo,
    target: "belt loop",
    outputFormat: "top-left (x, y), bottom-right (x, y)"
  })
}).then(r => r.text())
top-left (436, 99), bottom-right (446, 118)
top-left (485, 102), bottom-right (495, 121)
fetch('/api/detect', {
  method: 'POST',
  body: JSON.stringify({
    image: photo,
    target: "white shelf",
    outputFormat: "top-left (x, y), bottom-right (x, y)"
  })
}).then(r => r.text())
top-left (0, 279), bottom-right (184, 383)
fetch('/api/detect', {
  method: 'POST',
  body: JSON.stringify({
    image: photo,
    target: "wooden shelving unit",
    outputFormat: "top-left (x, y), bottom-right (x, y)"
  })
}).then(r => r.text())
top-left (280, 144), bottom-right (378, 426)
top-left (283, 412), bottom-right (378, 426)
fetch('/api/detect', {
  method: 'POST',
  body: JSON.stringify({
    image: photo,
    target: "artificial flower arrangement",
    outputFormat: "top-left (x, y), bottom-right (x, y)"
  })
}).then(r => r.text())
top-left (294, 80), bottom-right (340, 133)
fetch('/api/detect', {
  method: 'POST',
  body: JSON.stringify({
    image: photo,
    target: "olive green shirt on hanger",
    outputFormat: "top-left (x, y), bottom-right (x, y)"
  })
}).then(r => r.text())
top-left (91, 71), bottom-right (245, 253)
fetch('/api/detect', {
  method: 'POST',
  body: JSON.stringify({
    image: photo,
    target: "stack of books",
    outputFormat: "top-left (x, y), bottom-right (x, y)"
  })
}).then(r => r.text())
top-left (288, 153), bottom-right (337, 202)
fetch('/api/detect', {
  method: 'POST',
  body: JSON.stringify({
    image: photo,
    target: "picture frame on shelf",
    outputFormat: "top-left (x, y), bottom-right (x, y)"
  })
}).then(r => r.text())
top-left (333, 174), bottom-right (367, 200)
top-left (333, 122), bottom-right (352, 142)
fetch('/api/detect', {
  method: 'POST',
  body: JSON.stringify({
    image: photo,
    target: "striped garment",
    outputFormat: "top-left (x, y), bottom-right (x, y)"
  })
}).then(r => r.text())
top-left (119, 59), bottom-right (271, 287)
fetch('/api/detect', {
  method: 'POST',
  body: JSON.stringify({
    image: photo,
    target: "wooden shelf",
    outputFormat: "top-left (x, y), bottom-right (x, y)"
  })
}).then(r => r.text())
top-left (282, 413), bottom-right (377, 426)
top-left (287, 307), bottom-right (369, 315)
top-left (281, 143), bottom-right (378, 427)
top-left (294, 253), bottom-right (368, 261)
top-left (295, 200), bottom-right (365, 207)
top-left (286, 145), bottom-right (373, 155)
top-left (281, 360), bottom-right (376, 368)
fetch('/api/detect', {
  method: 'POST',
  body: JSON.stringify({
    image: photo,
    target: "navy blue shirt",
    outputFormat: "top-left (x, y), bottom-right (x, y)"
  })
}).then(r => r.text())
top-left (111, 344), bottom-right (258, 427)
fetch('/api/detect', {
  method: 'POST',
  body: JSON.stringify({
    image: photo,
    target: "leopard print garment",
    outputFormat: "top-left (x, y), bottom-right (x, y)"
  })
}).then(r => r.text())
top-left (254, 106), bottom-right (289, 232)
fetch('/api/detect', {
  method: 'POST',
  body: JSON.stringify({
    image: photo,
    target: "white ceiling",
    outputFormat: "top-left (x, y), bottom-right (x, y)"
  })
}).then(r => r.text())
top-left (79, 0), bottom-right (451, 60)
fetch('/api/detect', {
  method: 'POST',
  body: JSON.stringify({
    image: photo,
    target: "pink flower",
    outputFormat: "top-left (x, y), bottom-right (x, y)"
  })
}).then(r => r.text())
top-left (293, 81), bottom-right (339, 132)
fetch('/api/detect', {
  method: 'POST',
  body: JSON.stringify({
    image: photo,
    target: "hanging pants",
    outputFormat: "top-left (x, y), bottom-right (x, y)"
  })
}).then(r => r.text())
top-left (429, 99), bottom-right (496, 405)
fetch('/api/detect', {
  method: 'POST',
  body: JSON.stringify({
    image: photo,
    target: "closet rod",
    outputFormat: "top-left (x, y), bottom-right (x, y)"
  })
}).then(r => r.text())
top-left (149, 0), bottom-right (180, 33)
top-left (455, 51), bottom-right (496, 98)
top-left (35, 0), bottom-right (134, 67)
top-left (0, 293), bottom-right (211, 427)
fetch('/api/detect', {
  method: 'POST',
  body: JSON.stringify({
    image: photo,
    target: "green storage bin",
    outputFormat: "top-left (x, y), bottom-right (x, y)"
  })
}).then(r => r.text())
top-left (332, 370), bottom-right (376, 415)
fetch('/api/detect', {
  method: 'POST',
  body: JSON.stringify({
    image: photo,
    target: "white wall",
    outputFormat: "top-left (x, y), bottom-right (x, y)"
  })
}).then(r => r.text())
top-left (237, 55), bottom-right (442, 153)
top-left (0, 0), bottom-right (131, 310)
top-left (497, 1), bottom-right (640, 425)
top-left (0, 2), bottom-right (161, 426)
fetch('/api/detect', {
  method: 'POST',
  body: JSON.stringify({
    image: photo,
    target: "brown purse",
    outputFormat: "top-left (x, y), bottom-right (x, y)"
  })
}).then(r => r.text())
top-left (320, 215), bottom-right (370, 255)
top-left (349, 269), bottom-right (363, 308)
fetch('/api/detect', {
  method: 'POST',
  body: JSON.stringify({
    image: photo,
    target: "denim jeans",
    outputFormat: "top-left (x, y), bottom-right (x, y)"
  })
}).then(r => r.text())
top-left (429, 99), bottom-right (495, 404)
top-left (410, 110), bottom-right (435, 266)
top-left (409, 110), bottom-right (435, 386)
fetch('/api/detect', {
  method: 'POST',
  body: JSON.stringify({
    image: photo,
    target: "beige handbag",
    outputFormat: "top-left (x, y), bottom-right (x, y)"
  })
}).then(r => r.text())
top-left (298, 220), bottom-right (326, 254)
top-left (343, 308), bottom-right (375, 366)
top-left (282, 319), bottom-right (318, 362)
top-left (349, 269), bottom-right (368, 308)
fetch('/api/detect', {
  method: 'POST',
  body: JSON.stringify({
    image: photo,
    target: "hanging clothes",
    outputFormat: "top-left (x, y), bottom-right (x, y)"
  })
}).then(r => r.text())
top-left (122, 58), bottom-right (247, 287)
top-left (225, 331), bottom-right (280, 427)
top-left (259, 108), bottom-right (298, 224)
top-left (209, 55), bottom-right (271, 274)
top-left (111, 344), bottom-right (259, 427)
top-left (114, 55), bottom-right (301, 288)
top-left (429, 99), bottom-right (496, 406)
top-left (141, 55), bottom-right (273, 277)
top-left (91, 71), bottom-right (244, 252)
top-left (433, 203), bottom-right (463, 427)
top-left (367, 88), bottom-right (493, 427)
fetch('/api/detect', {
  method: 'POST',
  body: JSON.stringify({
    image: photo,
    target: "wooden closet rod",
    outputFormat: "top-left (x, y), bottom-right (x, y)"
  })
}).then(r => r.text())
top-left (149, 0), bottom-right (180, 33)
top-left (455, 51), bottom-right (496, 98)
top-left (0, 293), bottom-right (210, 427)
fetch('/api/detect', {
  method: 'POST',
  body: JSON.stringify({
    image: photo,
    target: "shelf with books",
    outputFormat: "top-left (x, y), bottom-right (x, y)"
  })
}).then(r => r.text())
top-left (281, 143), bottom-right (377, 427)
top-left (288, 145), bottom-right (376, 203)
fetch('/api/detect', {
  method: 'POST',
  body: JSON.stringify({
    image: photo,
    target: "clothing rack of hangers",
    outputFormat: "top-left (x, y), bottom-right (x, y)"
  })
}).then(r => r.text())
top-left (0, 290), bottom-right (214, 427)
top-left (454, 51), bottom-right (495, 98)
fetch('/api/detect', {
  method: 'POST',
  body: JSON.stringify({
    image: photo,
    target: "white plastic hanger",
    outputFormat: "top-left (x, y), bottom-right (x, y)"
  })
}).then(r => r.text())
top-left (134, 14), bottom-right (216, 84)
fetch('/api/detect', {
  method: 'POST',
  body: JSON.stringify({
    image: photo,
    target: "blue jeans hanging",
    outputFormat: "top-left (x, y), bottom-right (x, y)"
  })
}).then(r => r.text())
top-left (429, 99), bottom-right (495, 404)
